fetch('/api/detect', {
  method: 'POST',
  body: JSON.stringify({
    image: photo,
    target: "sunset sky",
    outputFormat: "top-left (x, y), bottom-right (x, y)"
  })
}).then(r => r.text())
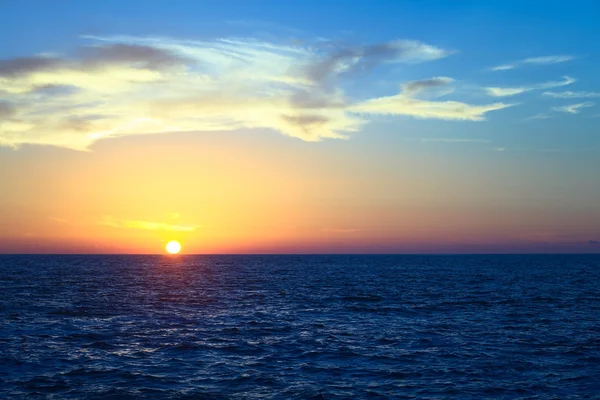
top-left (1, 0), bottom-right (599, 254)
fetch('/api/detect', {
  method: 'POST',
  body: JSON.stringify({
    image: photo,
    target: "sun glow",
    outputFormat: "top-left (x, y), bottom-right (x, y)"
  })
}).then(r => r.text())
top-left (166, 240), bottom-right (181, 254)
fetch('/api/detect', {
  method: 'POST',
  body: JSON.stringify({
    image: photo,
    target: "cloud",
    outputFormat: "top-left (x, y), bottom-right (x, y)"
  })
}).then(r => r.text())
top-left (490, 55), bottom-right (575, 71)
top-left (351, 97), bottom-right (511, 121)
top-left (302, 40), bottom-right (452, 84)
top-left (523, 55), bottom-right (575, 65)
top-left (351, 77), bottom-right (512, 121)
top-left (321, 227), bottom-right (360, 233)
top-left (490, 64), bottom-right (515, 71)
top-left (77, 43), bottom-right (192, 69)
top-left (401, 76), bottom-right (454, 96)
top-left (485, 87), bottom-right (528, 97)
top-left (0, 56), bottom-right (63, 78)
top-left (552, 102), bottom-right (595, 114)
top-left (0, 35), bottom-right (509, 150)
top-left (281, 114), bottom-right (334, 138)
top-left (0, 101), bottom-right (16, 118)
top-left (589, 240), bottom-right (600, 245)
top-left (420, 138), bottom-right (490, 143)
top-left (535, 76), bottom-right (576, 89)
top-left (99, 215), bottom-right (198, 231)
top-left (542, 91), bottom-right (600, 99)
top-left (484, 76), bottom-right (575, 97)
top-left (525, 112), bottom-right (553, 120)
top-left (0, 45), bottom-right (188, 80)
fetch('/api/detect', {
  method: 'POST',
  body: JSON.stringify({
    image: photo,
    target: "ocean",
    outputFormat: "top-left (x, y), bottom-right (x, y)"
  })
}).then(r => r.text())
top-left (1, 254), bottom-right (599, 399)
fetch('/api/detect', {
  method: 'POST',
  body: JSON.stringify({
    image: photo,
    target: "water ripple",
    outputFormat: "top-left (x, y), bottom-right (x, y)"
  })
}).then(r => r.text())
top-left (1, 254), bottom-right (599, 398)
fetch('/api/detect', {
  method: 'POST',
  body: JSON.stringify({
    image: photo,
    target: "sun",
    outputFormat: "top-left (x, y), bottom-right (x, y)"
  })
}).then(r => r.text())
top-left (166, 240), bottom-right (181, 254)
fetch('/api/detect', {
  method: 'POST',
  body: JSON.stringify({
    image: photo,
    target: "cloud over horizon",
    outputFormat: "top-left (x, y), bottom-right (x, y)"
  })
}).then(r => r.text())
top-left (0, 35), bottom-right (512, 150)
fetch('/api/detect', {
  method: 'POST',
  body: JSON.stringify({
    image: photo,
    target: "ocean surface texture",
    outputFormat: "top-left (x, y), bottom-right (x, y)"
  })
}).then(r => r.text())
top-left (1, 254), bottom-right (599, 399)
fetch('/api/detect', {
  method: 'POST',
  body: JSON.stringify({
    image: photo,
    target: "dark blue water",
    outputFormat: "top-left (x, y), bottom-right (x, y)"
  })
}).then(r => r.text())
top-left (1, 255), bottom-right (599, 399)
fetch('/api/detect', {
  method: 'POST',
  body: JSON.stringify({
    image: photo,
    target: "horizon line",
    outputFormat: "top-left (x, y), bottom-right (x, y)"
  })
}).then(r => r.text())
top-left (1, 252), bottom-right (599, 256)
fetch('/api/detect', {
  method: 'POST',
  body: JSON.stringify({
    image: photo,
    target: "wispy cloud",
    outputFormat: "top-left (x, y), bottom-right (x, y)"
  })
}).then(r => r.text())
top-left (420, 138), bottom-right (490, 143)
top-left (99, 215), bottom-right (199, 231)
top-left (552, 102), bottom-right (595, 114)
top-left (0, 35), bottom-right (510, 150)
top-left (523, 55), bottom-right (575, 65)
top-left (401, 76), bottom-right (454, 97)
top-left (490, 64), bottom-right (515, 72)
top-left (525, 112), bottom-right (553, 120)
top-left (484, 76), bottom-right (575, 97)
top-left (542, 91), bottom-right (600, 99)
top-left (485, 87), bottom-right (528, 97)
top-left (321, 227), bottom-right (360, 233)
top-left (302, 40), bottom-right (453, 84)
top-left (490, 55), bottom-right (575, 71)
top-left (351, 77), bottom-right (512, 121)
top-left (0, 101), bottom-right (16, 118)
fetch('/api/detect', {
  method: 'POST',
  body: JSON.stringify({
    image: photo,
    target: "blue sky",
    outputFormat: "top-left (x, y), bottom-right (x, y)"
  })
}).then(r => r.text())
top-left (1, 0), bottom-right (599, 253)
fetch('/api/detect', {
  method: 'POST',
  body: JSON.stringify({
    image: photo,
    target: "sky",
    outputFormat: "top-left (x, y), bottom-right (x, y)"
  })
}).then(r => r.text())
top-left (1, 0), bottom-right (599, 254)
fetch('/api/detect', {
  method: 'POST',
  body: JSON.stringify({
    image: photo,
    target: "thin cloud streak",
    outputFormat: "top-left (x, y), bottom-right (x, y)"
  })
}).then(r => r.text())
top-left (525, 112), bottom-right (553, 120)
top-left (401, 76), bottom-right (454, 97)
top-left (490, 64), bottom-right (515, 71)
top-left (352, 77), bottom-right (512, 121)
top-left (484, 76), bottom-right (575, 97)
top-left (490, 55), bottom-right (575, 71)
top-left (321, 227), bottom-right (361, 233)
top-left (301, 40), bottom-right (453, 85)
top-left (543, 91), bottom-right (600, 99)
top-left (552, 102), bottom-right (595, 114)
top-left (420, 138), bottom-right (491, 143)
top-left (99, 215), bottom-right (199, 232)
top-left (523, 55), bottom-right (575, 64)
top-left (485, 87), bottom-right (528, 97)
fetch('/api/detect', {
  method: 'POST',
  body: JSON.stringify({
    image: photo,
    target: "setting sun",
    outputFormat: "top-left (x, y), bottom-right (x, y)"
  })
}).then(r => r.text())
top-left (166, 241), bottom-right (181, 254)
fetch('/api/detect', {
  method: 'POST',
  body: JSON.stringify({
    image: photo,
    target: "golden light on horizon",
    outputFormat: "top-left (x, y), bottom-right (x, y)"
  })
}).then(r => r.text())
top-left (166, 240), bottom-right (181, 254)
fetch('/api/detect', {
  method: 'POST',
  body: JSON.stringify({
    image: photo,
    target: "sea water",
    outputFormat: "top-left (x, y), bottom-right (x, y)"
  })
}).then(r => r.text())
top-left (1, 254), bottom-right (599, 399)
